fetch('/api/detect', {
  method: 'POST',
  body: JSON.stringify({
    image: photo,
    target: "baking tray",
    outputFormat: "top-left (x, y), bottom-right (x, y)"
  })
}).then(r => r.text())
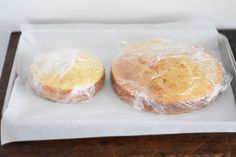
top-left (2, 30), bottom-right (236, 139)
top-left (2, 33), bottom-right (235, 114)
top-left (0, 31), bottom-right (236, 156)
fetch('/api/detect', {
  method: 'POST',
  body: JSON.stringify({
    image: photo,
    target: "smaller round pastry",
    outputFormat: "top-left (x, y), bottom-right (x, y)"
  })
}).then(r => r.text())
top-left (29, 49), bottom-right (104, 103)
top-left (111, 39), bottom-right (228, 114)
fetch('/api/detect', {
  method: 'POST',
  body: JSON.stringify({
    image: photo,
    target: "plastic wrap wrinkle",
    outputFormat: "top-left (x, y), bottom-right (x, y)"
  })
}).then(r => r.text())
top-left (111, 39), bottom-right (232, 114)
top-left (29, 49), bottom-right (104, 103)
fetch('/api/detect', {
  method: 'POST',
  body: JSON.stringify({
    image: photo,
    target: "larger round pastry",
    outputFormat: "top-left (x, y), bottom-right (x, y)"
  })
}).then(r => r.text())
top-left (29, 50), bottom-right (104, 103)
top-left (111, 39), bottom-right (225, 114)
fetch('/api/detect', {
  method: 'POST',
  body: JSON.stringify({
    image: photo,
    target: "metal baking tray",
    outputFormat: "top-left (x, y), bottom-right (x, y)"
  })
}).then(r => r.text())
top-left (3, 33), bottom-right (235, 111)
top-left (1, 31), bottom-right (236, 145)
top-left (218, 34), bottom-right (236, 97)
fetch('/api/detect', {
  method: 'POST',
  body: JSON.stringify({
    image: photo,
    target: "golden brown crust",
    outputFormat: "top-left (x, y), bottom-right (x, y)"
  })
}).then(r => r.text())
top-left (29, 51), bottom-right (105, 103)
top-left (32, 72), bottom-right (105, 103)
top-left (111, 71), bottom-right (210, 114)
top-left (111, 39), bottom-right (224, 114)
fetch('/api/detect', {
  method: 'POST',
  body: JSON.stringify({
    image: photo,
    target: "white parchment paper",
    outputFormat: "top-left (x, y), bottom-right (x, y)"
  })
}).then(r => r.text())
top-left (1, 21), bottom-right (236, 144)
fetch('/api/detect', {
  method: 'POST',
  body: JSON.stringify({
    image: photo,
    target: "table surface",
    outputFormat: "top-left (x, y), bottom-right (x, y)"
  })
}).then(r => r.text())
top-left (0, 30), bottom-right (236, 157)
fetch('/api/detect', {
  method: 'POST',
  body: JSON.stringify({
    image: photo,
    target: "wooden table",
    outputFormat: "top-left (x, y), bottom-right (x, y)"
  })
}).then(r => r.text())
top-left (0, 30), bottom-right (235, 157)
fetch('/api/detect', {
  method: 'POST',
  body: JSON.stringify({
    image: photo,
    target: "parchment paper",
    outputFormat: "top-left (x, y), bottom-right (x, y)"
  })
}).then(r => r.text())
top-left (2, 21), bottom-right (236, 144)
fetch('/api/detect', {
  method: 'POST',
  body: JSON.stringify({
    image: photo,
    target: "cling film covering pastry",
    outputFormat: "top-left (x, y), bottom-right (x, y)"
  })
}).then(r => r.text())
top-left (29, 49), bottom-right (104, 103)
top-left (111, 39), bottom-right (233, 114)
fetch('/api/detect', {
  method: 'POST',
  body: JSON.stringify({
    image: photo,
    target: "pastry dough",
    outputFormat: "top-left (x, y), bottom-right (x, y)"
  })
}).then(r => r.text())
top-left (111, 39), bottom-right (224, 114)
top-left (29, 50), bottom-right (104, 102)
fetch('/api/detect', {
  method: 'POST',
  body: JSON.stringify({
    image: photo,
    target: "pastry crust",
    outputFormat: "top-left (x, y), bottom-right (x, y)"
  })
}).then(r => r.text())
top-left (29, 51), bottom-right (104, 103)
top-left (32, 73), bottom-right (104, 102)
top-left (111, 39), bottom-right (224, 114)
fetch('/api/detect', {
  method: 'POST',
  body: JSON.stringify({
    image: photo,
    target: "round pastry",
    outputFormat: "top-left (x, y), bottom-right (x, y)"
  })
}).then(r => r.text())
top-left (29, 50), bottom-right (104, 103)
top-left (111, 39), bottom-right (225, 114)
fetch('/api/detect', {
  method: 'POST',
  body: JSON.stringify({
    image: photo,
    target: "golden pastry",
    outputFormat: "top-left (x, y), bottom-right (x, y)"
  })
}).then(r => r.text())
top-left (29, 50), bottom-right (104, 102)
top-left (111, 39), bottom-right (224, 114)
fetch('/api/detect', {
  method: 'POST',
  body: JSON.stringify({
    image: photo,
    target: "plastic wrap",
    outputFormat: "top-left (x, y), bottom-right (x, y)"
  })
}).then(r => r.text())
top-left (111, 39), bottom-right (233, 114)
top-left (29, 49), bottom-right (104, 103)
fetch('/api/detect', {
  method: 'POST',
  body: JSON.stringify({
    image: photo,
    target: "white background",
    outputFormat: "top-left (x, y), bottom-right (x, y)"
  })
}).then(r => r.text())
top-left (0, 0), bottom-right (236, 73)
